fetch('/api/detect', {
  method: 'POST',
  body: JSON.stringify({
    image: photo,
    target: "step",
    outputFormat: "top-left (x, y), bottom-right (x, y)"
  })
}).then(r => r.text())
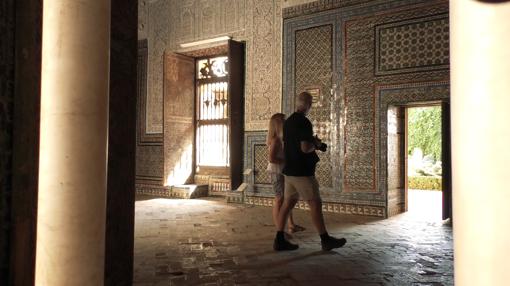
top-left (169, 184), bottom-right (208, 199)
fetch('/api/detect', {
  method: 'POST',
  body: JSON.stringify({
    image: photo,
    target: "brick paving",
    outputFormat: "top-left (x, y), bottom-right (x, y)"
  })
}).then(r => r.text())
top-left (133, 192), bottom-right (453, 286)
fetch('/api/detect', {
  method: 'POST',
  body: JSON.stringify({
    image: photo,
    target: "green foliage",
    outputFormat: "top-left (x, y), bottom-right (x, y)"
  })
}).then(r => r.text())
top-left (408, 176), bottom-right (442, 190)
top-left (408, 107), bottom-right (442, 161)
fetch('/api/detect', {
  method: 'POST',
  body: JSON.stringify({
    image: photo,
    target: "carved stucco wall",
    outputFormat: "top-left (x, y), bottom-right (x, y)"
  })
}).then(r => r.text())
top-left (136, 0), bottom-right (290, 188)
top-left (140, 0), bottom-right (284, 133)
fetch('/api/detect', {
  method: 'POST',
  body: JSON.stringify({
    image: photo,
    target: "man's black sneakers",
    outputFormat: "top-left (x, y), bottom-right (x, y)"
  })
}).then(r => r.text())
top-left (273, 238), bottom-right (299, 251)
top-left (321, 236), bottom-right (347, 251)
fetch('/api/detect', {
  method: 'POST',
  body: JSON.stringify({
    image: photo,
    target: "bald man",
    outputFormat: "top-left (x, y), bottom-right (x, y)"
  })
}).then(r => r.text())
top-left (273, 91), bottom-right (347, 251)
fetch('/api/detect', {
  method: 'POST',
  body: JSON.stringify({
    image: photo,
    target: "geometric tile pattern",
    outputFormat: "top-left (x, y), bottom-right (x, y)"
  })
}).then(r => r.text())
top-left (136, 145), bottom-right (164, 185)
top-left (136, 40), bottom-right (164, 186)
top-left (253, 144), bottom-right (270, 185)
top-left (243, 132), bottom-right (272, 192)
top-left (295, 25), bottom-right (333, 188)
top-left (375, 13), bottom-right (449, 75)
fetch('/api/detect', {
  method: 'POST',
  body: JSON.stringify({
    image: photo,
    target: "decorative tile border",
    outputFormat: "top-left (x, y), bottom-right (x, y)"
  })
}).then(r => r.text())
top-left (244, 131), bottom-right (269, 187)
top-left (283, 0), bottom-right (375, 19)
top-left (136, 184), bottom-right (209, 199)
top-left (136, 184), bottom-right (169, 197)
top-left (225, 190), bottom-right (245, 204)
top-left (245, 195), bottom-right (385, 217)
top-left (137, 39), bottom-right (163, 146)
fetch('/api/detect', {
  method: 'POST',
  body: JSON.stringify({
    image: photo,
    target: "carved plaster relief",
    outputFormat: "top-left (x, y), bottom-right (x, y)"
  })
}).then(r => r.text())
top-left (245, 0), bottom-right (282, 131)
top-left (165, 0), bottom-right (278, 132)
top-left (148, 0), bottom-right (282, 131)
top-left (147, 0), bottom-right (171, 134)
top-left (171, 0), bottom-right (247, 45)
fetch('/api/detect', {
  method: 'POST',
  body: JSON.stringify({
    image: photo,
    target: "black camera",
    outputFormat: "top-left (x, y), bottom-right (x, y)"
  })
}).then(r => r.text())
top-left (314, 135), bottom-right (327, 152)
top-left (317, 142), bottom-right (328, 152)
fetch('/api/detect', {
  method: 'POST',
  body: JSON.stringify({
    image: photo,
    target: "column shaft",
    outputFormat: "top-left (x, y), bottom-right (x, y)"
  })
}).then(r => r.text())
top-left (451, 1), bottom-right (510, 285)
top-left (36, 0), bottom-right (111, 285)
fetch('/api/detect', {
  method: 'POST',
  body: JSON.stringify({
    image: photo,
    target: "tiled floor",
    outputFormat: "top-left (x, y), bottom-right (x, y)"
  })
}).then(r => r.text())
top-left (133, 190), bottom-right (453, 285)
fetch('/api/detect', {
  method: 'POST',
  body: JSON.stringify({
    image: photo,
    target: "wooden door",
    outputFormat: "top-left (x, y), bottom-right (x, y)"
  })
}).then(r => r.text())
top-left (227, 40), bottom-right (245, 190)
top-left (163, 53), bottom-right (195, 186)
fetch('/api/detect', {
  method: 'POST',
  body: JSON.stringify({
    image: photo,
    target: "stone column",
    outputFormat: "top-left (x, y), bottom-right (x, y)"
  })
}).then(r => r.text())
top-left (36, 0), bottom-right (111, 285)
top-left (451, 1), bottom-right (510, 285)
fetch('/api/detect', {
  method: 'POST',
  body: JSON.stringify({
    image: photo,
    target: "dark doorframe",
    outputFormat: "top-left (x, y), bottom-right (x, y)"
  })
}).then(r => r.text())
top-left (9, 0), bottom-right (42, 284)
top-left (441, 101), bottom-right (452, 220)
top-left (104, 0), bottom-right (138, 285)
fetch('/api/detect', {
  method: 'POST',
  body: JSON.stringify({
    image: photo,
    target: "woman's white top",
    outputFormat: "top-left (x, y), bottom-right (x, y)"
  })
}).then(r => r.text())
top-left (267, 141), bottom-right (284, 174)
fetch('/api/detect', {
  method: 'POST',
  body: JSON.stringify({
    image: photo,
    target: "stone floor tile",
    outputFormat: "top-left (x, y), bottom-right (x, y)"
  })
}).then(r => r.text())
top-left (134, 192), bottom-right (453, 286)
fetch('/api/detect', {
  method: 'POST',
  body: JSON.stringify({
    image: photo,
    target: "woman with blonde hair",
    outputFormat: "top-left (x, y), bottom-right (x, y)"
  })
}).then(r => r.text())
top-left (267, 113), bottom-right (305, 234)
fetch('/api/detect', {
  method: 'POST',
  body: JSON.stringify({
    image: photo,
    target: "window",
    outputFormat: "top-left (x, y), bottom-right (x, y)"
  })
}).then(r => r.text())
top-left (196, 56), bottom-right (230, 167)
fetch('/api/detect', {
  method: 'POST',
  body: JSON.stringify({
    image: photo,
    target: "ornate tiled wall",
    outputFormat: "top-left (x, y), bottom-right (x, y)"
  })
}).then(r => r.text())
top-left (294, 25), bottom-right (333, 189)
top-left (344, 2), bottom-right (449, 195)
top-left (281, 0), bottom-right (449, 216)
top-left (138, 0), bottom-right (451, 218)
top-left (243, 131), bottom-right (386, 217)
top-left (253, 144), bottom-right (271, 185)
top-left (244, 132), bottom-right (273, 195)
top-left (0, 0), bottom-right (14, 279)
top-left (136, 39), bottom-right (164, 188)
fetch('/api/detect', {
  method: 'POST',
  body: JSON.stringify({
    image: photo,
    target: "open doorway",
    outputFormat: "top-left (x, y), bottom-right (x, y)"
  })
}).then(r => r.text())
top-left (387, 101), bottom-right (451, 220)
top-left (406, 105), bottom-right (443, 220)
